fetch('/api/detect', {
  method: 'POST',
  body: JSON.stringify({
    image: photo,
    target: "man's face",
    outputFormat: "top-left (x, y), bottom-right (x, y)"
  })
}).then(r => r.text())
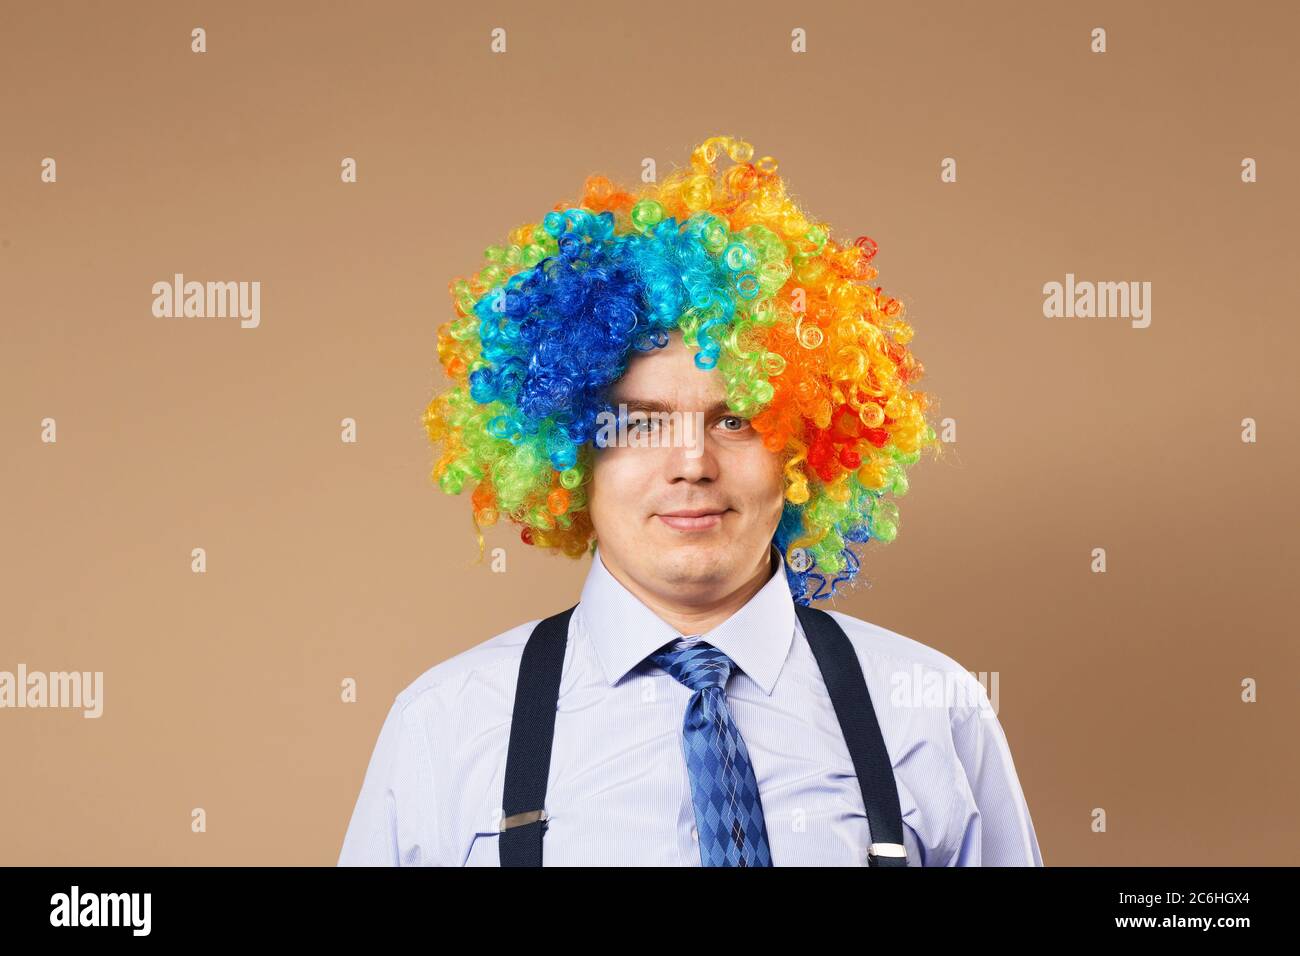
top-left (588, 330), bottom-right (786, 602)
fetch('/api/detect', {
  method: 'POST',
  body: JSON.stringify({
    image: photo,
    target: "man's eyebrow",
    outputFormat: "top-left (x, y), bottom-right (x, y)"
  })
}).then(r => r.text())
top-left (612, 398), bottom-right (735, 415)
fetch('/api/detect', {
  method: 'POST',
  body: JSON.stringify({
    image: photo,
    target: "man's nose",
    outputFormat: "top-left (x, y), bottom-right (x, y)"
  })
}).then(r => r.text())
top-left (665, 418), bottom-right (719, 481)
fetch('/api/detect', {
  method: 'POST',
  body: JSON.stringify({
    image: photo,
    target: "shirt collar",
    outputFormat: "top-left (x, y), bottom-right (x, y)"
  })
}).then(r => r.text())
top-left (577, 540), bottom-right (796, 696)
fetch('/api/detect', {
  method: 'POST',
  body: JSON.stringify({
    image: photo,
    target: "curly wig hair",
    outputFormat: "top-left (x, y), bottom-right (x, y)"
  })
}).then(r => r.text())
top-left (423, 134), bottom-right (942, 605)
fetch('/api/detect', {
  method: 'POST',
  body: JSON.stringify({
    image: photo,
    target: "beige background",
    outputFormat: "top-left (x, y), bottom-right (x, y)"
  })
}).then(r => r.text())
top-left (1, 0), bottom-right (1296, 865)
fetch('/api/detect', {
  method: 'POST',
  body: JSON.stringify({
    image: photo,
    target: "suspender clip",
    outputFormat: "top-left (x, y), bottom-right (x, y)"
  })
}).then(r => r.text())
top-left (868, 842), bottom-right (908, 860)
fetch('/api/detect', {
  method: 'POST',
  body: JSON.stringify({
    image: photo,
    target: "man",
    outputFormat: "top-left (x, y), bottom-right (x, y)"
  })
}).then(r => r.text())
top-left (338, 135), bottom-right (1042, 866)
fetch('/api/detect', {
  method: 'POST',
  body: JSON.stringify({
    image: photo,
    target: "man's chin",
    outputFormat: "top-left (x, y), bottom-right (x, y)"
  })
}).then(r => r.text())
top-left (648, 528), bottom-right (728, 555)
top-left (645, 544), bottom-right (730, 585)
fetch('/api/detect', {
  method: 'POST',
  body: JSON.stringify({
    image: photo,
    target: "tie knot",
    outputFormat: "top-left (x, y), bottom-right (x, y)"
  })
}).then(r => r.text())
top-left (648, 637), bottom-right (735, 692)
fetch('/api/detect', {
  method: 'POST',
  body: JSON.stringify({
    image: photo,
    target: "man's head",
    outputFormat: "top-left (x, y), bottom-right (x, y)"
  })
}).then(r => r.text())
top-left (423, 134), bottom-right (941, 605)
top-left (588, 328), bottom-right (785, 606)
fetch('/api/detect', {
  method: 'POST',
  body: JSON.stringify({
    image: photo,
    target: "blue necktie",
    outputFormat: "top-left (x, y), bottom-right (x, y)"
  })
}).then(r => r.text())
top-left (649, 636), bottom-right (774, 867)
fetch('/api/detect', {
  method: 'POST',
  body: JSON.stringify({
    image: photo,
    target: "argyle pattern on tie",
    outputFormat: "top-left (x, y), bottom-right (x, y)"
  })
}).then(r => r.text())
top-left (648, 636), bottom-right (773, 867)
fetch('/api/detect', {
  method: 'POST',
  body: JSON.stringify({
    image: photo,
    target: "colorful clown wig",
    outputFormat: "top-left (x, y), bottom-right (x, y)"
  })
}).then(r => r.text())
top-left (423, 134), bottom-right (942, 605)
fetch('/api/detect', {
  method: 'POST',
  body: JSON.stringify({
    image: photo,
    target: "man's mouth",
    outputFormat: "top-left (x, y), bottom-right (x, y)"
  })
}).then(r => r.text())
top-left (656, 508), bottom-right (729, 532)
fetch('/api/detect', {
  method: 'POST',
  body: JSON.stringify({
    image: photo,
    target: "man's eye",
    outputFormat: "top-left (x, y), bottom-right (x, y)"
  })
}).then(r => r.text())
top-left (718, 416), bottom-right (750, 431)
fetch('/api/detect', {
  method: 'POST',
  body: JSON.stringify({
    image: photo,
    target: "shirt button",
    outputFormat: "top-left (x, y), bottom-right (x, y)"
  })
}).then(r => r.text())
top-left (691, 826), bottom-right (698, 842)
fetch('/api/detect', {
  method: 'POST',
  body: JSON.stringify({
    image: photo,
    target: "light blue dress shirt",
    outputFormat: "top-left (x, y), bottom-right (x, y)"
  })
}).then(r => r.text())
top-left (338, 543), bottom-right (1043, 866)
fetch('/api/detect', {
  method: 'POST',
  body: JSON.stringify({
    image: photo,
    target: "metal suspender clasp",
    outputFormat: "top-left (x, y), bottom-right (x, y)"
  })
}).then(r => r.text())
top-left (499, 809), bottom-right (548, 832)
top-left (868, 842), bottom-right (908, 861)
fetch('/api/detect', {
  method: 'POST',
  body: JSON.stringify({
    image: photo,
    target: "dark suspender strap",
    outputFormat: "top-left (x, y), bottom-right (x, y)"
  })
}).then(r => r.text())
top-left (795, 604), bottom-right (910, 867)
top-left (498, 603), bottom-right (577, 867)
